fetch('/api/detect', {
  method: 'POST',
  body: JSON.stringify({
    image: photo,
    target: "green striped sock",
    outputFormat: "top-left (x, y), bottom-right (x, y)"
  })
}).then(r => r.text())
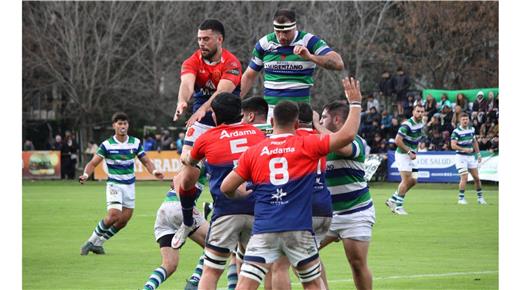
top-left (188, 254), bottom-right (205, 285)
top-left (227, 262), bottom-right (238, 290)
top-left (143, 266), bottom-right (168, 290)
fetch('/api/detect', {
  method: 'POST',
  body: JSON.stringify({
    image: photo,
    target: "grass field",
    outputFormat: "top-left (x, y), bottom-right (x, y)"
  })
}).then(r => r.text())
top-left (22, 180), bottom-right (498, 290)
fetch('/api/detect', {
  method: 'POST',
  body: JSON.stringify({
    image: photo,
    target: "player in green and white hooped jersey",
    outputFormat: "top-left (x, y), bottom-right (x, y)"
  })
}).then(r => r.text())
top-left (313, 100), bottom-right (374, 290)
top-left (240, 8), bottom-right (344, 120)
top-left (450, 113), bottom-right (486, 205)
top-left (79, 112), bottom-right (164, 255)
top-left (385, 105), bottom-right (425, 215)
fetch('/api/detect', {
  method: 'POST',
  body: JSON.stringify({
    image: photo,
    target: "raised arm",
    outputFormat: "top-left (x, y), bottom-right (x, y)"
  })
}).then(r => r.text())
top-left (328, 78), bottom-right (362, 152)
top-left (174, 74), bottom-right (196, 122)
top-left (240, 67), bottom-right (260, 98)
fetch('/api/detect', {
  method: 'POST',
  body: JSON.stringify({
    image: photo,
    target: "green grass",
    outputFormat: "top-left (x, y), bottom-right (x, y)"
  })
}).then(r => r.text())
top-left (23, 180), bottom-right (498, 289)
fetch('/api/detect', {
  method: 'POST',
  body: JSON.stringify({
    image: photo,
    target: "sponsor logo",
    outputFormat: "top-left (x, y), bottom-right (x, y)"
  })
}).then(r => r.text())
top-left (226, 69), bottom-right (240, 76)
top-left (220, 129), bottom-right (258, 139)
top-left (260, 146), bottom-right (295, 156)
top-left (186, 127), bottom-right (195, 137)
top-left (271, 188), bottom-right (288, 205)
top-left (264, 63), bottom-right (305, 71)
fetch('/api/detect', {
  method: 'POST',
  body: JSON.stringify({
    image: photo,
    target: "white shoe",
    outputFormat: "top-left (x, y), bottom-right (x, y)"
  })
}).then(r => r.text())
top-left (394, 207), bottom-right (408, 215)
top-left (385, 198), bottom-right (397, 213)
top-left (458, 198), bottom-right (468, 205)
top-left (171, 223), bottom-right (197, 249)
top-left (477, 198), bottom-right (487, 205)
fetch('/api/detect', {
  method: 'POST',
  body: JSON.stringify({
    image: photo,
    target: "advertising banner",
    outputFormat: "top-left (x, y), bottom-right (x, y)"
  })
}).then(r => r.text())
top-left (94, 150), bottom-right (182, 180)
top-left (22, 151), bottom-right (61, 179)
top-left (422, 88), bottom-right (498, 102)
top-left (386, 151), bottom-right (498, 183)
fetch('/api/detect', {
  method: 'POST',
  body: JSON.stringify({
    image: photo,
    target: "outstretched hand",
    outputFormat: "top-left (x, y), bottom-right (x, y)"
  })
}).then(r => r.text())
top-left (342, 77), bottom-right (362, 104)
top-left (186, 106), bottom-right (207, 127)
top-left (173, 101), bottom-right (188, 122)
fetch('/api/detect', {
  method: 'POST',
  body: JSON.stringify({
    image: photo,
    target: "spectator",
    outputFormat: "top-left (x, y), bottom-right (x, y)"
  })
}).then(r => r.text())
top-left (455, 93), bottom-right (469, 113)
top-left (369, 132), bottom-right (387, 154)
top-left (413, 94), bottom-right (425, 107)
top-left (424, 94), bottom-right (438, 120)
top-left (154, 133), bottom-right (162, 151)
top-left (439, 105), bottom-right (454, 134)
top-left (380, 110), bottom-right (392, 131)
top-left (143, 134), bottom-right (157, 152)
top-left (366, 94), bottom-right (381, 113)
top-left (392, 67), bottom-right (411, 115)
top-left (425, 114), bottom-right (442, 136)
top-left (379, 70), bottom-right (395, 112)
top-left (175, 132), bottom-right (185, 155)
top-left (451, 105), bottom-right (463, 129)
top-left (402, 94), bottom-right (415, 118)
top-left (485, 91), bottom-right (498, 121)
top-left (383, 117), bottom-right (400, 140)
top-left (387, 138), bottom-right (397, 151)
top-left (418, 140), bottom-right (428, 152)
top-left (23, 139), bottom-right (35, 151)
top-left (61, 131), bottom-right (79, 179)
top-left (429, 129), bottom-right (446, 151)
top-left (471, 91), bottom-right (487, 117)
top-left (51, 134), bottom-right (63, 151)
top-left (437, 94), bottom-right (452, 110)
top-left (160, 130), bottom-right (173, 150)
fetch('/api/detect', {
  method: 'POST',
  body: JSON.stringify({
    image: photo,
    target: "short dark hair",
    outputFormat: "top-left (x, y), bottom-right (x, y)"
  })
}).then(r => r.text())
top-left (112, 112), bottom-right (128, 123)
top-left (273, 101), bottom-right (299, 127)
top-left (413, 103), bottom-right (425, 110)
top-left (242, 97), bottom-right (268, 119)
top-left (323, 100), bottom-right (349, 121)
top-left (198, 19), bottom-right (225, 40)
top-left (273, 9), bottom-right (296, 23)
top-left (297, 102), bottom-right (313, 124)
top-left (460, 112), bottom-right (469, 119)
top-left (211, 93), bottom-right (242, 125)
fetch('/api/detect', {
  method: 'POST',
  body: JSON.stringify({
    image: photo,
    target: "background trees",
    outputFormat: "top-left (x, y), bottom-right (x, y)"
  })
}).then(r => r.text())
top-left (22, 1), bottom-right (498, 151)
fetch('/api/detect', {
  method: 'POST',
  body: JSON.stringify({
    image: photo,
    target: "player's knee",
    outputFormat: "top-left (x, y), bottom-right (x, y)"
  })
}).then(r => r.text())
top-left (347, 256), bottom-right (367, 273)
top-left (106, 211), bottom-right (122, 224)
top-left (240, 263), bottom-right (268, 284)
top-left (203, 250), bottom-right (228, 270)
top-left (297, 262), bottom-right (321, 283)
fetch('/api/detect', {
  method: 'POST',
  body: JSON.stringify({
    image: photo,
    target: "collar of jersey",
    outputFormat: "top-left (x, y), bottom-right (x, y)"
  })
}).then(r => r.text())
top-left (270, 133), bottom-right (294, 138)
top-left (112, 135), bottom-right (129, 144)
top-left (201, 54), bottom-right (223, 65)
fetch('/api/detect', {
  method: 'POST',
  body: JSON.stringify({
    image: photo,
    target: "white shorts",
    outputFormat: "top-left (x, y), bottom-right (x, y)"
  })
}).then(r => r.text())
top-left (206, 214), bottom-right (254, 254)
top-left (326, 206), bottom-right (375, 241)
top-left (395, 152), bottom-right (418, 172)
top-left (154, 201), bottom-right (205, 241)
top-left (312, 216), bottom-right (332, 245)
top-left (455, 154), bottom-right (478, 174)
top-left (183, 121), bottom-right (214, 147)
top-left (244, 231), bottom-right (319, 267)
top-left (106, 183), bottom-right (135, 210)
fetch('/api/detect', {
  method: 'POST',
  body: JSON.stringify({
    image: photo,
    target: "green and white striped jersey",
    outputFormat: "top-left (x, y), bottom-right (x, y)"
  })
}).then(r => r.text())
top-left (253, 123), bottom-right (273, 137)
top-left (396, 117), bottom-right (424, 154)
top-left (451, 126), bottom-right (475, 155)
top-left (325, 136), bottom-right (373, 215)
top-left (248, 31), bottom-right (333, 105)
top-left (96, 135), bottom-right (145, 185)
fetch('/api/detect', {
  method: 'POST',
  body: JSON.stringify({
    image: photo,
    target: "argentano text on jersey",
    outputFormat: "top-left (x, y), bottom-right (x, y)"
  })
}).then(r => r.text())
top-left (264, 63), bottom-right (305, 71)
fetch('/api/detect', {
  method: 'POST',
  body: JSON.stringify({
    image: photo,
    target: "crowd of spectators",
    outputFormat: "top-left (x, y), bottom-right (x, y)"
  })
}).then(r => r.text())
top-left (358, 68), bottom-right (499, 155)
top-left (143, 130), bottom-right (185, 154)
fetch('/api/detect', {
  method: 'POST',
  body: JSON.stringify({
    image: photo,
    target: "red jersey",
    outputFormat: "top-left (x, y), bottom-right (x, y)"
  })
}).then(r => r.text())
top-left (234, 133), bottom-right (330, 234)
top-left (181, 49), bottom-right (242, 125)
top-left (190, 123), bottom-right (265, 220)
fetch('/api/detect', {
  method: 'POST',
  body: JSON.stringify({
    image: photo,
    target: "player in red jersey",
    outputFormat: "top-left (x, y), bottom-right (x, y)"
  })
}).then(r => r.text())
top-left (172, 19), bottom-right (242, 250)
top-left (221, 77), bottom-right (363, 290)
top-left (176, 93), bottom-right (266, 290)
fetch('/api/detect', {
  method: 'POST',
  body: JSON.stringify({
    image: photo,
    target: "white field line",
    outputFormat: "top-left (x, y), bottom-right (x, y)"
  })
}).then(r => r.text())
top-left (216, 270), bottom-right (497, 289)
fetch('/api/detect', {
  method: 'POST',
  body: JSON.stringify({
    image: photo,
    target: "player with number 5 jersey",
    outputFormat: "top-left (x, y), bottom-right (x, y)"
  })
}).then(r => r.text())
top-left (221, 77), bottom-right (363, 290)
